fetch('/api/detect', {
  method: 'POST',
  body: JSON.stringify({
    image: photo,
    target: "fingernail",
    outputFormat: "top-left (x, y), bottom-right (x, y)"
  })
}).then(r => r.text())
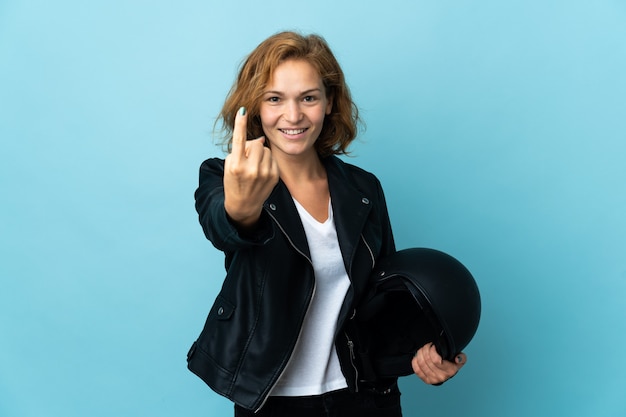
top-left (239, 106), bottom-right (246, 116)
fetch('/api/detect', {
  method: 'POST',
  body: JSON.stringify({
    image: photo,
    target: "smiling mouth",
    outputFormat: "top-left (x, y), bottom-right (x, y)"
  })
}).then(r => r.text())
top-left (279, 128), bottom-right (308, 135)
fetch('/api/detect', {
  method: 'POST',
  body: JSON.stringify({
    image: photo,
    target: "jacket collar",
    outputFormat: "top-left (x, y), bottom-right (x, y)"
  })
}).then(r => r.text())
top-left (263, 156), bottom-right (373, 273)
top-left (326, 156), bottom-right (374, 275)
top-left (264, 179), bottom-right (311, 263)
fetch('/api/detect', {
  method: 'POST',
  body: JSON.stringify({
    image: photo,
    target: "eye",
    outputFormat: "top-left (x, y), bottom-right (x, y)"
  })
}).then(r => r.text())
top-left (267, 96), bottom-right (280, 103)
top-left (303, 95), bottom-right (317, 103)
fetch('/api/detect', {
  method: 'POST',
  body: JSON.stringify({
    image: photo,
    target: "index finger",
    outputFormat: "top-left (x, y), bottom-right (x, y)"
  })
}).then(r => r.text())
top-left (231, 106), bottom-right (248, 158)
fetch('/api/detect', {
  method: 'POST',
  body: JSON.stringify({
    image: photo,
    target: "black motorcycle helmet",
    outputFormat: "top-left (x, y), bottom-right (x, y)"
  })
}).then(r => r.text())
top-left (355, 248), bottom-right (481, 379)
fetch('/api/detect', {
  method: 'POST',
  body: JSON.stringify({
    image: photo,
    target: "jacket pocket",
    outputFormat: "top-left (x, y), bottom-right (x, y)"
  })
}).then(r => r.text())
top-left (212, 295), bottom-right (235, 320)
top-left (193, 294), bottom-right (244, 372)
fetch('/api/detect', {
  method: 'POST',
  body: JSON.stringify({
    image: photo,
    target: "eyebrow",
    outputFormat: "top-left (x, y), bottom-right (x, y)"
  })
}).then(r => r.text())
top-left (263, 88), bottom-right (323, 96)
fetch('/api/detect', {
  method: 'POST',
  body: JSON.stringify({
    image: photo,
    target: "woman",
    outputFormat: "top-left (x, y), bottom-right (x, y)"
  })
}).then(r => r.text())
top-left (188, 31), bottom-right (465, 417)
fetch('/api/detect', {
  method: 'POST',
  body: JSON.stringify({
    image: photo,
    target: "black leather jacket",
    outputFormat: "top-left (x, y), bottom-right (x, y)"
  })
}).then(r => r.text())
top-left (187, 155), bottom-right (396, 411)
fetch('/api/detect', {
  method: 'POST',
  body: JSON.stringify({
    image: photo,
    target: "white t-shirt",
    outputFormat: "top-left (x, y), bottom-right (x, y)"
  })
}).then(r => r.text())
top-left (269, 198), bottom-right (351, 396)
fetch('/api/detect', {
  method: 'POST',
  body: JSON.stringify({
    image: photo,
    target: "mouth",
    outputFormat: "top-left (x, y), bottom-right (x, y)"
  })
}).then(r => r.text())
top-left (279, 128), bottom-right (308, 135)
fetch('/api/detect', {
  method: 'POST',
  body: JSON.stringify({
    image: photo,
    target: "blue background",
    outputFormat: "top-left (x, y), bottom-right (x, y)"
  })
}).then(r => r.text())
top-left (1, 1), bottom-right (625, 416)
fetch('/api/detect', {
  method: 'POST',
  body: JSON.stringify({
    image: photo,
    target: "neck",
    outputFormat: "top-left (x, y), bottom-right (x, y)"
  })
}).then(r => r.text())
top-left (275, 152), bottom-right (326, 183)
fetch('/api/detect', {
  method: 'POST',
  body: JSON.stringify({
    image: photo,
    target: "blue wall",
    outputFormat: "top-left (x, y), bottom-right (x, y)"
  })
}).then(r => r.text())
top-left (1, 1), bottom-right (624, 416)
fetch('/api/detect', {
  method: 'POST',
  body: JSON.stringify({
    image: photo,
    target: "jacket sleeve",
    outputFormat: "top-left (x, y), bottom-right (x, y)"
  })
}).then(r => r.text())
top-left (194, 158), bottom-right (274, 253)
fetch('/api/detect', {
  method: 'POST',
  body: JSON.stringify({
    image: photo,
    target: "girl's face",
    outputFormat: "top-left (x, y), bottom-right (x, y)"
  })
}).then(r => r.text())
top-left (259, 59), bottom-right (332, 161)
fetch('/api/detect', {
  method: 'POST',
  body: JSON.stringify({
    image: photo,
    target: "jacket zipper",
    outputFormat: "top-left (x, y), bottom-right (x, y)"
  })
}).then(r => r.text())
top-left (339, 234), bottom-right (375, 395)
top-left (341, 234), bottom-right (375, 393)
top-left (255, 209), bottom-right (316, 412)
top-left (360, 233), bottom-right (376, 269)
top-left (345, 332), bottom-right (360, 392)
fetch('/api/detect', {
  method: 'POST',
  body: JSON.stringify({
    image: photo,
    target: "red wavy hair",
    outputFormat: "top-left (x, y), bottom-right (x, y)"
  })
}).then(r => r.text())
top-left (216, 31), bottom-right (361, 156)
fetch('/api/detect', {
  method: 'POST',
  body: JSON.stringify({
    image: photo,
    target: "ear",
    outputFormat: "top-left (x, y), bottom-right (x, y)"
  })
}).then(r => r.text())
top-left (325, 94), bottom-right (334, 115)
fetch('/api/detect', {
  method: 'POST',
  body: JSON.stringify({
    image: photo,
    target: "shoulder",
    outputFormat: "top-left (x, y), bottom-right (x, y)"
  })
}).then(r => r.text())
top-left (199, 157), bottom-right (225, 172)
top-left (325, 155), bottom-right (378, 180)
top-left (326, 155), bottom-right (383, 191)
top-left (197, 157), bottom-right (226, 182)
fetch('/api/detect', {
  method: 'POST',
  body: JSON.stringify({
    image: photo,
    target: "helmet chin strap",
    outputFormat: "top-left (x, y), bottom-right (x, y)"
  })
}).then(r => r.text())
top-left (402, 277), bottom-right (453, 360)
top-left (354, 275), bottom-right (453, 380)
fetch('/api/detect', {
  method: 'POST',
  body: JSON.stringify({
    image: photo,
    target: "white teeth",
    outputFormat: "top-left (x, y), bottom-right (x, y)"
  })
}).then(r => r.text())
top-left (281, 129), bottom-right (306, 135)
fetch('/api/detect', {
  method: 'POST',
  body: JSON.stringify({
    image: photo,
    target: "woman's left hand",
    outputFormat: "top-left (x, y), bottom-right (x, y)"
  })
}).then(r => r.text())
top-left (411, 343), bottom-right (466, 385)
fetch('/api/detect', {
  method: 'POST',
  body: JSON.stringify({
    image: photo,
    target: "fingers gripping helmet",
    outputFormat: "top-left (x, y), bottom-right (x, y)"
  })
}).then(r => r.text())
top-left (355, 248), bottom-right (481, 379)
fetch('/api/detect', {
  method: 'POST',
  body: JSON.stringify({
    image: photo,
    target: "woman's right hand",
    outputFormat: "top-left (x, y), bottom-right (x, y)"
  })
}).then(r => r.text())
top-left (223, 107), bottom-right (279, 229)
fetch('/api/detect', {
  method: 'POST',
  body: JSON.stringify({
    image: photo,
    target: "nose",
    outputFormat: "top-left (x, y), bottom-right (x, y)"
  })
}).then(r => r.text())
top-left (284, 100), bottom-right (303, 123)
